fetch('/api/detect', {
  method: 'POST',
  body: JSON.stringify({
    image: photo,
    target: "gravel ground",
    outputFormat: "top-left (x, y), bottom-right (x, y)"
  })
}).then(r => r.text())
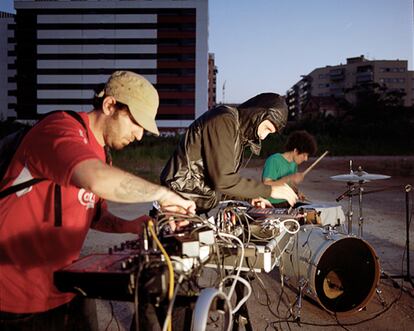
top-left (82, 156), bottom-right (414, 331)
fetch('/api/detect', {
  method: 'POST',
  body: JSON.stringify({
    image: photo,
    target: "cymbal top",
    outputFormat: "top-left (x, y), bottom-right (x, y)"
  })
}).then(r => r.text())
top-left (331, 170), bottom-right (390, 183)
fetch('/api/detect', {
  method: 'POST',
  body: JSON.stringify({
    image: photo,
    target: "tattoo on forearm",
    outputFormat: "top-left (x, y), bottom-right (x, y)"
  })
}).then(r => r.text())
top-left (114, 175), bottom-right (159, 201)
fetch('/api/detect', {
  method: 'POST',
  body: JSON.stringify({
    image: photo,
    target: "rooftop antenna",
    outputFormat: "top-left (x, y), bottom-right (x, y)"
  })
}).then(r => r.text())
top-left (222, 80), bottom-right (226, 104)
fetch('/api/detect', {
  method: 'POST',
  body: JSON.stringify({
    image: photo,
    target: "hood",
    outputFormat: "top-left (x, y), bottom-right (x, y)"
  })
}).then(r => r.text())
top-left (237, 93), bottom-right (288, 155)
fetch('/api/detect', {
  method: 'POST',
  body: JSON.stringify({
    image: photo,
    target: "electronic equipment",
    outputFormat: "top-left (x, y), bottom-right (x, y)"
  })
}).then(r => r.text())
top-left (247, 206), bottom-right (321, 225)
top-left (247, 207), bottom-right (291, 219)
top-left (55, 252), bottom-right (139, 301)
top-left (54, 221), bottom-right (216, 301)
top-left (54, 239), bottom-right (167, 301)
top-left (205, 223), bottom-right (295, 273)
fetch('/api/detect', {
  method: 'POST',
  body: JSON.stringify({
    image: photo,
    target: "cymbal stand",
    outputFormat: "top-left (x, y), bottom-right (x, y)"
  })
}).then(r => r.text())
top-left (348, 160), bottom-right (354, 235)
top-left (336, 182), bottom-right (356, 235)
top-left (347, 182), bottom-right (354, 235)
top-left (357, 181), bottom-right (364, 237)
top-left (386, 184), bottom-right (414, 288)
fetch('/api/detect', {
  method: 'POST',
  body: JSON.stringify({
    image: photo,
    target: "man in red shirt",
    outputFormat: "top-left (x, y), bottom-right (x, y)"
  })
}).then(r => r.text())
top-left (0, 71), bottom-right (195, 331)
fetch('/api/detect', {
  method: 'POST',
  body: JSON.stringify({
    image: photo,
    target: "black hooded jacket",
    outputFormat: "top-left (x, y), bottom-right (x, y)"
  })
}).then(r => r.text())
top-left (160, 93), bottom-right (288, 212)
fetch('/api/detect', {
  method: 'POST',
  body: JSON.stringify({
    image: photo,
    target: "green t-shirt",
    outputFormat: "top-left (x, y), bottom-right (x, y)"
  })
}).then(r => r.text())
top-left (262, 153), bottom-right (297, 204)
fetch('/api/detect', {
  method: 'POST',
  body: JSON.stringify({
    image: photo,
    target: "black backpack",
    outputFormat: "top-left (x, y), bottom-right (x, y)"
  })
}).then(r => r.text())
top-left (0, 111), bottom-right (102, 227)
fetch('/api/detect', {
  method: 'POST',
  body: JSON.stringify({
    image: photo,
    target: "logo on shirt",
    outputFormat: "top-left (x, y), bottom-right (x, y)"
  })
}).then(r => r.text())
top-left (79, 129), bottom-right (88, 144)
top-left (78, 188), bottom-right (96, 209)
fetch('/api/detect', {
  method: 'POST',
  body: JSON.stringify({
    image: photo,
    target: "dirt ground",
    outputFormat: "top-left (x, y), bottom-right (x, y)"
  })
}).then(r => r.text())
top-left (82, 155), bottom-right (414, 331)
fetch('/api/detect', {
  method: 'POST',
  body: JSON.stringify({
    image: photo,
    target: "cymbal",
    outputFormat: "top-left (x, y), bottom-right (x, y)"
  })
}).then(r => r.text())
top-left (331, 170), bottom-right (390, 183)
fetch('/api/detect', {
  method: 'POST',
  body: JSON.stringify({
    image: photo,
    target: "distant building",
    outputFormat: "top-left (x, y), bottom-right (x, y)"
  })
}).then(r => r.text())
top-left (208, 53), bottom-right (218, 109)
top-left (287, 55), bottom-right (414, 119)
top-left (10, 0), bottom-right (208, 129)
top-left (0, 11), bottom-right (15, 120)
top-left (302, 96), bottom-right (346, 118)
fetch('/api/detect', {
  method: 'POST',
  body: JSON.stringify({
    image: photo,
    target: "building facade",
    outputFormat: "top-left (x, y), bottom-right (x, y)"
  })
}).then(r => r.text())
top-left (10, 0), bottom-right (208, 128)
top-left (208, 52), bottom-right (217, 109)
top-left (1, 11), bottom-right (15, 120)
top-left (287, 55), bottom-right (414, 118)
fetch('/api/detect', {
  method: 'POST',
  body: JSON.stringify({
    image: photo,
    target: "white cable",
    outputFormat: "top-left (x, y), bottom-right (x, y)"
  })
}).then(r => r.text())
top-left (162, 274), bottom-right (184, 331)
top-left (217, 232), bottom-right (244, 310)
top-left (220, 275), bottom-right (252, 314)
top-left (191, 288), bottom-right (233, 331)
top-left (279, 218), bottom-right (300, 234)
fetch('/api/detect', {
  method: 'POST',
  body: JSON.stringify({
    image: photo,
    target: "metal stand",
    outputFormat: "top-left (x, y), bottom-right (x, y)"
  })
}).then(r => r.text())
top-left (387, 184), bottom-right (413, 287)
top-left (347, 183), bottom-right (354, 235)
top-left (357, 182), bottom-right (364, 237)
top-left (336, 182), bottom-right (356, 235)
top-left (291, 278), bottom-right (307, 325)
top-left (232, 273), bottom-right (253, 331)
top-left (335, 171), bottom-right (367, 237)
top-left (375, 287), bottom-right (387, 307)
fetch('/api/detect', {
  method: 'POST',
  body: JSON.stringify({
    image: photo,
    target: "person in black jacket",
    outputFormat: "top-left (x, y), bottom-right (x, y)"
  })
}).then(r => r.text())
top-left (161, 92), bottom-right (298, 213)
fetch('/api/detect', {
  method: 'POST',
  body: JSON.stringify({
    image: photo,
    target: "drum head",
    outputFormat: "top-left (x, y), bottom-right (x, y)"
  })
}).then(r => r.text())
top-left (314, 237), bottom-right (380, 314)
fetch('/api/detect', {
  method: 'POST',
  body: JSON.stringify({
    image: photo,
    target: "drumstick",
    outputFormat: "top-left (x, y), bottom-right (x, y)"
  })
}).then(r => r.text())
top-left (303, 150), bottom-right (329, 176)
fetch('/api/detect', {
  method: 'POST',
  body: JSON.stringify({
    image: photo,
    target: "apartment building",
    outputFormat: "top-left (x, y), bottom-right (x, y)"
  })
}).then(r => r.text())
top-left (287, 55), bottom-right (414, 118)
top-left (208, 52), bottom-right (218, 109)
top-left (10, 0), bottom-right (208, 129)
top-left (1, 11), bottom-right (15, 120)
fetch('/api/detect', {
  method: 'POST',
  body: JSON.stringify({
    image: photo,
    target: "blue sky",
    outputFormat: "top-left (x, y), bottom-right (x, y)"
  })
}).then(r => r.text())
top-left (209, 0), bottom-right (413, 102)
top-left (1, 0), bottom-right (413, 103)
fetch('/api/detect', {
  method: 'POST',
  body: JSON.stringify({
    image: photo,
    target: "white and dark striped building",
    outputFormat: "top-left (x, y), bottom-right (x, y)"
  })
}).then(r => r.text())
top-left (1, 11), bottom-right (15, 120)
top-left (10, 0), bottom-right (208, 128)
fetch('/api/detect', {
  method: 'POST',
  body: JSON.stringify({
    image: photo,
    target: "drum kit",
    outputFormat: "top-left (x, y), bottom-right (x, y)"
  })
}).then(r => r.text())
top-left (331, 160), bottom-right (390, 237)
top-left (280, 159), bottom-right (391, 319)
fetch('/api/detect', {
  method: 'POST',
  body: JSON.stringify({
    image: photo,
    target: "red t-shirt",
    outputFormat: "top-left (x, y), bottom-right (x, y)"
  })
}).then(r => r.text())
top-left (0, 112), bottom-right (105, 313)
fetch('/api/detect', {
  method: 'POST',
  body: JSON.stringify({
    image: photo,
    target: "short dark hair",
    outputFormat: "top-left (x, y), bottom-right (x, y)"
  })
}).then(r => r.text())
top-left (93, 93), bottom-right (130, 113)
top-left (285, 130), bottom-right (317, 155)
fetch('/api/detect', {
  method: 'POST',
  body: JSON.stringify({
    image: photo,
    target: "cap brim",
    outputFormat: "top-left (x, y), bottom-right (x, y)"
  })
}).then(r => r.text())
top-left (130, 106), bottom-right (159, 136)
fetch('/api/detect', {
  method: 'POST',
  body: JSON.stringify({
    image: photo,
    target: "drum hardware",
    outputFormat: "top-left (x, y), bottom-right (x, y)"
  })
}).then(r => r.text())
top-left (280, 225), bottom-right (381, 315)
top-left (291, 277), bottom-right (307, 323)
top-left (375, 287), bottom-right (387, 307)
top-left (335, 182), bottom-right (356, 235)
top-left (357, 183), bottom-right (364, 237)
top-left (322, 226), bottom-right (337, 240)
top-left (385, 184), bottom-right (414, 288)
top-left (332, 162), bottom-right (391, 237)
top-left (330, 164), bottom-right (391, 183)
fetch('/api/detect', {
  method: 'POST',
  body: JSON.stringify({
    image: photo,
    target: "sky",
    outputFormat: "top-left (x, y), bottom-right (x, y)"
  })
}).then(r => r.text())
top-left (209, 0), bottom-right (414, 103)
top-left (1, 0), bottom-right (413, 103)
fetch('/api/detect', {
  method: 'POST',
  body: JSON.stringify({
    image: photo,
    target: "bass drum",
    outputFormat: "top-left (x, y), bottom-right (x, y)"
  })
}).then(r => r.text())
top-left (280, 225), bottom-right (380, 315)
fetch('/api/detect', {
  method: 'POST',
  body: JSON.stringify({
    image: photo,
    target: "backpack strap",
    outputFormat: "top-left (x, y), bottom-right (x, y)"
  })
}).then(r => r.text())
top-left (0, 178), bottom-right (45, 199)
top-left (54, 183), bottom-right (63, 227)
top-left (53, 111), bottom-right (88, 227)
top-left (65, 110), bottom-right (88, 134)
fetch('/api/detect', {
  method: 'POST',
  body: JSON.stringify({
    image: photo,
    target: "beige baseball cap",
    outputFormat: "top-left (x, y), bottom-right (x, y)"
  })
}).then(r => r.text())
top-left (99, 71), bottom-right (160, 135)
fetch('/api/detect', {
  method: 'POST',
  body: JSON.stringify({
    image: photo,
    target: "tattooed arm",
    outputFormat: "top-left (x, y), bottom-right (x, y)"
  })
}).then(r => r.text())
top-left (70, 159), bottom-right (195, 214)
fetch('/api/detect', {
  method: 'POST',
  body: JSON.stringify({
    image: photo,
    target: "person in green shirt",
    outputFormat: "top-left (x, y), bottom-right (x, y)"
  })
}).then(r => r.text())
top-left (262, 130), bottom-right (317, 207)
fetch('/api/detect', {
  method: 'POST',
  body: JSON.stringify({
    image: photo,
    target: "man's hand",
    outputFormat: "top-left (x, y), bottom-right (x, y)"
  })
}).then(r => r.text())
top-left (286, 172), bottom-right (305, 186)
top-left (298, 191), bottom-right (308, 202)
top-left (158, 191), bottom-right (196, 215)
top-left (168, 219), bottom-right (190, 232)
top-left (270, 183), bottom-right (298, 206)
top-left (251, 197), bottom-right (272, 208)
